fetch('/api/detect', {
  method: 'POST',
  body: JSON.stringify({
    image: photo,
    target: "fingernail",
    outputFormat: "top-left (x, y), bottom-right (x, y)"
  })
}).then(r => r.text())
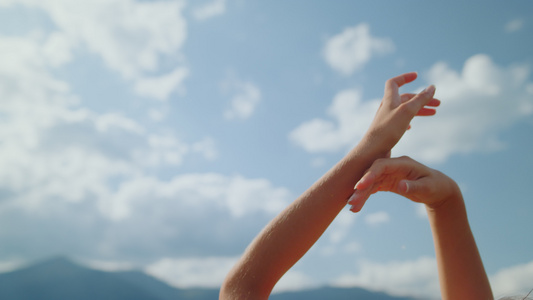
top-left (350, 203), bottom-right (363, 213)
top-left (355, 180), bottom-right (364, 189)
top-left (347, 191), bottom-right (357, 205)
top-left (423, 85), bottom-right (435, 94)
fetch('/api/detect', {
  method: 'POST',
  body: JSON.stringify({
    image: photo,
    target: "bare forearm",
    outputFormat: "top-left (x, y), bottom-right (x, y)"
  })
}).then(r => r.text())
top-left (427, 193), bottom-right (493, 300)
top-left (220, 72), bottom-right (439, 299)
top-left (221, 142), bottom-right (385, 299)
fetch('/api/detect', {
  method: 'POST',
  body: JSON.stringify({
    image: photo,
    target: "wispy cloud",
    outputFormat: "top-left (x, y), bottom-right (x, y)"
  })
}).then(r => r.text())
top-left (11, 0), bottom-right (189, 101)
top-left (323, 23), bottom-right (395, 75)
top-left (505, 18), bottom-right (525, 33)
top-left (328, 257), bottom-right (533, 299)
top-left (289, 88), bottom-right (378, 153)
top-left (146, 255), bottom-right (318, 293)
top-left (134, 67), bottom-right (189, 101)
top-left (490, 260), bottom-right (533, 298)
top-left (332, 257), bottom-right (440, 299)
top-left (222, 76), bottom-right (262, 120)
top-left (364, 211), bottom-right (390, 227)
top-left (0, 0), bottom-right (287, 267)
top-left (146, 256), bottom-right (238, 289)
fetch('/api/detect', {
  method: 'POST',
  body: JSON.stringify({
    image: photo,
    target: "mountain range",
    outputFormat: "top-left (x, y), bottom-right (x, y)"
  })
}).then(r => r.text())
top-left (0, 256), bottom-right (416, 300)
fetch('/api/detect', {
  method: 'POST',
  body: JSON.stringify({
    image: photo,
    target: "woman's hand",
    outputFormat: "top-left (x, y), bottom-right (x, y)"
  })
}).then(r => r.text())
top-left (347, 156), bottom-right (461, 212)
top-left (362, 72), bottom-right (440, 157)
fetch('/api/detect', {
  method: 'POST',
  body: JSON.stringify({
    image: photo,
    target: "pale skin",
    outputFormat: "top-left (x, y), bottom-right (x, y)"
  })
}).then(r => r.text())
top-left (220, 72), bottom-right (491, 299)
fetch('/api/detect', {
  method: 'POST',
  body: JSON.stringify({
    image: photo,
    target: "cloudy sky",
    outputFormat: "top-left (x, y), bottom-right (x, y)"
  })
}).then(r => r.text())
top-left (0, 0), bottom-right (532, 299)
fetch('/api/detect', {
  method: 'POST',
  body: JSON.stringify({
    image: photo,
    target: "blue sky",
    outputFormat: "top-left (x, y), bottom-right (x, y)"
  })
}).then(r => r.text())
top-left (0, 0), bottom-right (532, 298)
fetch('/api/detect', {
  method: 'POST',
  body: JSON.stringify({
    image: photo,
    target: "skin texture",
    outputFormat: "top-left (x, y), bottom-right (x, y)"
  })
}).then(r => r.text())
top-left (219, 72), bottom-right (460, 300)
top-left (348, 156), bottom-right (494, 299)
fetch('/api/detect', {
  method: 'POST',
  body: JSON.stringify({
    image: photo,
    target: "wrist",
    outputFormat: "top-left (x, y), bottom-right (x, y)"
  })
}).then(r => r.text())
top-left (357, 131), bottom-right (393, 159)
top-left (426, 181), bottom-right (464, 215)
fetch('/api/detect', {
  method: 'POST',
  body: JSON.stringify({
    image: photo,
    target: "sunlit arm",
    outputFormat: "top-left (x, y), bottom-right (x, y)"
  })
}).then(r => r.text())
top-left (219, 72), bottom-right (439, 299)
top-left (219, 142), bottom-right (384, 299)
top-left (427, 190), bottom-right (493, 300)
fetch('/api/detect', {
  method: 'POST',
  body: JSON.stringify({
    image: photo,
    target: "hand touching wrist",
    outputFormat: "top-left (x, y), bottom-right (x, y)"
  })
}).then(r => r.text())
top-left (347, 156), bottom-right (460, 212)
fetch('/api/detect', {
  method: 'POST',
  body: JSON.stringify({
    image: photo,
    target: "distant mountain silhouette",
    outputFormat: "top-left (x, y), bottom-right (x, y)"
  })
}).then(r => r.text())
top-left (0, 256), bottom-right (415, 300)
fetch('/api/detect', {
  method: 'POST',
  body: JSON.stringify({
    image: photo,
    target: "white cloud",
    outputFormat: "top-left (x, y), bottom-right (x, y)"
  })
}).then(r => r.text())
top-left (317, 211), bottom-right (360, 256)
top-left (81, 258), bottom-right (137, 272)
top-left (134, 133), bottom-right (190, 167)
top-left (394, 54), bottom-right (532, 163)
top-left (415, 203), bottom-right (428, 219)
top-left (364, 211), bottom-right (390, 226)
top-left (41, 0), bottom-right (187, 79)
top-left (490, 260), bottom-right (533, 298)
top-left (323, 23), bottom-right (394, 75)
top-left (191, 137), bottom-right (218, 161)
top-left (10, 149), bottom-right (134, 212)
top-left (289, 88), bottom-right (379, 153)
top-left (290, 54), bottom-right (533, 164)
top-left (505, 18), bottom-right (525, 33)
top-left (148, 107), bottom-right (168, 122)
top-left (325, 211), bottom-right (357, 245)
top-left (273, 270), bottom-right (319, 294)
top-left (4, 0), bottom-right (189, 100)
top-left (134, 67), bottom-right (189, 101)
top-left (0, 18), bottom-right (216, 215)
top-left (101, 173), bottom-right (292, 221)
top-left (527, 83), bottom-right (533, 95)
top-left (193, 0), bottom-right (227, 21)
top-left (0, 15), bottom-right (222, 263)
top-left (0, 1), bottom-right (283, 267)
top-left (145, 256), bottom-right (317, 293)
top-left (42, 32), bottom-right (74, 67)
top-left (94, 112), bottom-right (145, 134)
top-left (223, 77), bottom-right (262, 120)
top-left (332, 257), bottom-right (440, 299)
top-left (0, 258), bottom-right (26, 273)
top-left (0, 33), bottom-right (141, 212)
top-left (146, 256), bottom-right (238, 289)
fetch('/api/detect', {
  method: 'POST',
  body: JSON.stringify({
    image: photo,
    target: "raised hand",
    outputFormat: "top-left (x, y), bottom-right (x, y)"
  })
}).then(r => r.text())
top-left (363, 72), bottom-right (440, 157)
top-left (347, 156), bottom-right (460, 212)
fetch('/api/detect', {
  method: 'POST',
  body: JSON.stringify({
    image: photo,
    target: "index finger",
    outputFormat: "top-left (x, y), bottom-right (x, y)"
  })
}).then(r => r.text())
top-left (384, 72), bottom-right (418, 98)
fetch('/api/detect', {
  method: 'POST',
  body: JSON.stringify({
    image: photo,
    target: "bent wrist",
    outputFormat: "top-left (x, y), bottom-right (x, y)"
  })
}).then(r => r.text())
top-left (425, 181), bottom-right (465, 216)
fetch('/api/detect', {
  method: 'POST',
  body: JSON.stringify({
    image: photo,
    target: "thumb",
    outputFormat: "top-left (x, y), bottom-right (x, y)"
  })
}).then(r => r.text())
top-left (398, 179), bottom-right (427, 197)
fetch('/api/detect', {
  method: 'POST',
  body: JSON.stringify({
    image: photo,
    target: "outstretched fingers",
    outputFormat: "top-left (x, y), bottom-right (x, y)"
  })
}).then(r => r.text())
top-left (400, 93), bottom-right (440, 117)
top-left (390, 72), bottom-right (418, 88)
top-left (400, 93), bottom-right (440, 107)
top-left (384, 72), bottom-right (418, 99)
top-left (410, 85), bottom-right (436, 110)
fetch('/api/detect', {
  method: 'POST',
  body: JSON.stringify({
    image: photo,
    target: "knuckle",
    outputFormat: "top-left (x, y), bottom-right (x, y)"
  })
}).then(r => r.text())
top-left (371, 158), bottom-right (387, 172)
top-left (374, 157), bottom-right (388, 167)
top-left (398, 155), bottom-right (413, 161)
top-left (375, 157), bottom-right (386, 163)
top-left (385, 78), bottom-right (397, 89)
